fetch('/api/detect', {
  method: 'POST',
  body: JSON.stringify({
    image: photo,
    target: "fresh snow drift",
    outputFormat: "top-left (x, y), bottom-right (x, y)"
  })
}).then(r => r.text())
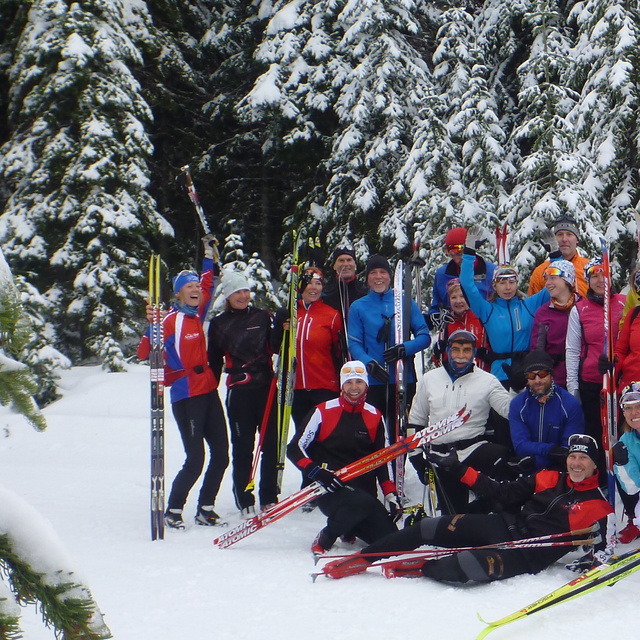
top-left (0, 364), bottom-right (638, 639)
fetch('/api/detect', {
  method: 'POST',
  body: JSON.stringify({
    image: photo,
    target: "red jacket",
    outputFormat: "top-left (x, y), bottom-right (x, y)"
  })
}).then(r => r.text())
top-left (137, 264), bottom-right (217, 403)
top-left (614, 306), bottom-right (640, 393)
top-left (295, 299), bottom-right (343, 391)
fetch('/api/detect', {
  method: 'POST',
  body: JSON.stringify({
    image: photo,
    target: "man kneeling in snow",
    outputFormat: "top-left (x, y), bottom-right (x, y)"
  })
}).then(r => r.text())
top-left (321, 434), bottom-right (615, 582)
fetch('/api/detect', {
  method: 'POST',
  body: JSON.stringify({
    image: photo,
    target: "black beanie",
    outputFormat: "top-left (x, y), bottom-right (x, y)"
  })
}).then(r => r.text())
top-left (365, 255), bottom-right (392, 278)
top-left (331, 245), bottom-right (357, 264)
top-left (523, 351), bottom-right (554, 374)
top-left (567, 434), bottom-right (599, 464)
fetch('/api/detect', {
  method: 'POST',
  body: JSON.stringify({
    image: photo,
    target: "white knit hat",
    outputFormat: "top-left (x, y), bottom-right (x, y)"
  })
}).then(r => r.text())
top-left (340, 360), bottom-right (369, 388)
top-left (222, 271), bottom-right (250, 299)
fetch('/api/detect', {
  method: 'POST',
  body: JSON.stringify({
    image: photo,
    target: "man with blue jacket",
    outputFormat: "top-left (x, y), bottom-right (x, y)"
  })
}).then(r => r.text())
top-left (348, 255), bottom-right (430, 430)
top-left (509, 351), bottom-right (585, 471)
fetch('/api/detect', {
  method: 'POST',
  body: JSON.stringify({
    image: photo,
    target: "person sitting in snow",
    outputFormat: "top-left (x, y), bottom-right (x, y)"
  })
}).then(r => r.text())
top-left (320, 434), bottom-right (615, 582)
top-left (287, 360), bottom-right (400, 556)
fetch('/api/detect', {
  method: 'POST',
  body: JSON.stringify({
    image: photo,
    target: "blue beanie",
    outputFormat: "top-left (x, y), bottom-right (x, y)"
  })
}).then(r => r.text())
top-left (172, 270), bottom-right (200, 294)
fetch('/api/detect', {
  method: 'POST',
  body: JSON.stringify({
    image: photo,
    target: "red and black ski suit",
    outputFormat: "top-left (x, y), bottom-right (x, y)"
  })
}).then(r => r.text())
top-left (287, 395), bottom-right (398, 546)
top-left (360, 467), bottom-right (615, 583)
top-left (137, 262), bottom-right (229, 513)
top-left (208, 305), bottom-right (279, 510)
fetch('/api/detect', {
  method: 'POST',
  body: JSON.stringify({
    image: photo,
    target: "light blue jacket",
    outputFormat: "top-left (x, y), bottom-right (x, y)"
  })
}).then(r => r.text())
top-left (615, 429), bottom-right (640, 495)
top-left (460, 252), bottom-right (549, 381)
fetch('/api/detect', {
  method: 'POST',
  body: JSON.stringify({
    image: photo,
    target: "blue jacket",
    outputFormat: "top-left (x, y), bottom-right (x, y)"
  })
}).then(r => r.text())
top-left (460, 252), bottom-right (549, 381)
top-left (509, 385), bottom-right (585, 469)
top-left (348, 288), bottom-right (430, 386)
top-left (428, 256), bottom-right (496, 316)
top-left (615, 429), bottom-right (640, 495)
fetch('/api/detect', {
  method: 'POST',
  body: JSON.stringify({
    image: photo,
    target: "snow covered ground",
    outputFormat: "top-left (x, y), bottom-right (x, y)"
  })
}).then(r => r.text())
top-left (1, 364), bottom-right (638, 639)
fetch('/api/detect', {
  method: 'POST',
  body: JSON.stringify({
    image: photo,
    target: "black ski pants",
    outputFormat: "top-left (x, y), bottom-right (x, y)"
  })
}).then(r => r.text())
top-left (317, 485), bottom-right (397, 546)
top-left (362, 513), bottom-right (530, 583)
top-left (168, 391), bottom-right (229, 511)
top-left (227, 384), bottom-right (279, 509)
top-left (436, 442), bottom-right (514, 515)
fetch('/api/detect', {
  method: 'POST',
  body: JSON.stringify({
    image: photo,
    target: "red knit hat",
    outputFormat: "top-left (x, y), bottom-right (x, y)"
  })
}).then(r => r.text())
top-left (444, 228), bottom-right (467, 245)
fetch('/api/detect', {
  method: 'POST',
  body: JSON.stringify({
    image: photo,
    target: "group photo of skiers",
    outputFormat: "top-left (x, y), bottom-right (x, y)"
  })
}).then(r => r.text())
top-left (140, 213), bottom-right (640, 588)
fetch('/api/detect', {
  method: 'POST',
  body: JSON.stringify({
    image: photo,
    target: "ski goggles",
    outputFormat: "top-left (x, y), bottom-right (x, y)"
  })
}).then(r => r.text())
top-left (585, 264), bottom-right (605, 277)
top-left (544, 266), bottom-right (568, 278)
top-left (342, 364), bottom-right (366, 374)
top-left (621, 382), bottom-right (640, 407)
top-left (525, 370), bottom-right (551, 380)
top-left (340, 361), bottom-right (368, 387)
top-left (493, 266), bottom-right (518, 282)
top-left (445, 244), bottom-right (464, 253)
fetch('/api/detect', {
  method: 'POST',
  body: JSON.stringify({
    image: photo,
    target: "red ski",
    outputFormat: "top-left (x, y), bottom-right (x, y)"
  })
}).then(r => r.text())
top-left (213, 407), bottom-right (471, 549)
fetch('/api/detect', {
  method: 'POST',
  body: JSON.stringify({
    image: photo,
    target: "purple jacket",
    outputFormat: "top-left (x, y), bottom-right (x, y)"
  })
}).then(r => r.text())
top-left (529, 299), bottom-right (579, 388)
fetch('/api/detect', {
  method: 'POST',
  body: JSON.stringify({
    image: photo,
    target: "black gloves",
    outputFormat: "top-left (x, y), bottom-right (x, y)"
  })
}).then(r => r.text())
top-left (383, 344), bottom-right (406, 364)
top-left (507, 455), bottom-right (536, 475)
top-left (428, 449), bottom-right (467, 481)
top-left (306, 465), bottom-right (345, 493)
top-left (384, 492), bottom-right (403, 523)
top-left (502, 363), bottom-right (526, 393)
top-left (613, 440), bottom-right (629, 466)
top-left (597, 353), bottom-right (616, 375)
top-left (274, 307), bottom-right (290, 327)
top-left (366, 360), bottom-right (390, 383)
top-left (548, 446), bottom-right (569, 470)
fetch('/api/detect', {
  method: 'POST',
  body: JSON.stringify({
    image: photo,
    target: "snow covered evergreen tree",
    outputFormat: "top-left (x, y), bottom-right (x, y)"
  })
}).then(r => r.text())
top-left (568, 0), bottom-right (640, 283)
top-left (237, 0), bottom-right (445, 258)
top-left (0, 249), bottom-right (47, 431)
top-left (0, 0), bottom-right (171, 366)
top-left (502, 0), bottom-right (603, 272)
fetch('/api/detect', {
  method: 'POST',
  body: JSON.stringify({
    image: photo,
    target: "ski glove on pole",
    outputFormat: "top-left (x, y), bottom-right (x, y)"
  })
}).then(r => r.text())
top-left (384, 492), bottom-right (402, 523)
top-left (367, 360), bottom-right (390, 383)
top-left (428, 449), bottom-right (467, 481)
top-left (597, 353), bottom-right (616, 375)
top-left (383, 344), bottom-right (406, 364)
top-left (306, 466), bottom-right (345, 493)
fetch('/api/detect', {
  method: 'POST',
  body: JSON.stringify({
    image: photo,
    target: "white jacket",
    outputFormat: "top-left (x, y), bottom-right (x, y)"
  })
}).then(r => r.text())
top-left (408, 366), bottom-right (512, 460)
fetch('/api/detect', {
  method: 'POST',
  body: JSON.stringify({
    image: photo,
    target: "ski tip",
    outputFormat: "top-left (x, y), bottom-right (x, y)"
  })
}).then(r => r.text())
top-left (310, 572), bottom-right (322, 583)
top-left (244, 481), bottom-right (255, 492)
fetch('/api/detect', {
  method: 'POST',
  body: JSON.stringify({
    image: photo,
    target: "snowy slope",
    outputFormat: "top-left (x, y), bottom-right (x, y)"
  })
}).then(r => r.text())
top-left (0, 364), bottom-right (637, 639)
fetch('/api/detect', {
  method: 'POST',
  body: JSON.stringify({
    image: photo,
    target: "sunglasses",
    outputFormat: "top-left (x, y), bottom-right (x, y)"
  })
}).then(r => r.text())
top-left (568, 433), bottom-right (598, 449)
top-left (342, 365), bottom-right (366, 374)
top-left (445, 245), bottom-right (464, 253)
top-left (495, 276), bottom-right (517, 284)
top-left (525, 370), bottom-right (551, 380)
top-left (544, 267), bottom-right (565, 278)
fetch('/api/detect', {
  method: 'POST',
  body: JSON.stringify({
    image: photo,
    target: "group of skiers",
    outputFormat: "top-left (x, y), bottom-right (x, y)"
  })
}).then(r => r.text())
top-left (139, 214), bottom-right (640, 585)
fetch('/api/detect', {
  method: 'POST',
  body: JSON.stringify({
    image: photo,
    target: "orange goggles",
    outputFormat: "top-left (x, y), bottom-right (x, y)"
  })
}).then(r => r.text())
top-left (342, 365), bottom-right (366, 374)
top-left (525, 370), bottom-right (551, 380)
